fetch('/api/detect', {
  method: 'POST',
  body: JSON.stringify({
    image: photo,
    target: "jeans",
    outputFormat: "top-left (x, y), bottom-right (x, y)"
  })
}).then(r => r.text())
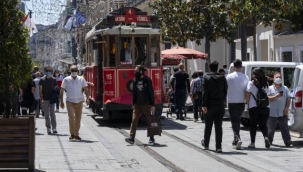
top-left (267, 115), bottom-right (291, 145)
top-left (204, 105), bottom-right (225, 149)
top-left (229, 103), bottom-right (245, 142)
top-left (248, 107), bottom-right (269, 143)
top-left (130, 104), bottom-right (152, 138)
top-left (193, 92), bottom-right (202, 120)
top-left (35, 99), bottom-right (40, 117)
top-left (41, 100), bottom-right (56, 129)
top-left (175, 89), bottom-right (187, 116)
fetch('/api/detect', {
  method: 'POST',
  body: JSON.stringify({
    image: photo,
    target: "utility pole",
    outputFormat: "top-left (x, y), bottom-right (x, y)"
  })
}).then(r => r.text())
top-left (72, 0), bottom-right (77, 65)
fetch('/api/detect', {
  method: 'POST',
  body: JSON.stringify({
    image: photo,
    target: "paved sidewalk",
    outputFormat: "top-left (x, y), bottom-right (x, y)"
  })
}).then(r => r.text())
top-left (35, 105), bottom-right (124, 172)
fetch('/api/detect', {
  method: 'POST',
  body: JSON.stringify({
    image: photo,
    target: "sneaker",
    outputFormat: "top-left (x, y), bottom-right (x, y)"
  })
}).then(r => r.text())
top-left (248, 143), bottom-right (255, 149)
top-left (232, 140), bottom-right (237, 147)
top-left (265, 137), bottom-right (270, 148)
top-left (52, 128), bottom-right (58, 134)
top-left (125, 137), bottom-right (135, 144)
top-left (55, 109), bottom-right (59, 112)
top-left (149, 137), bottom-right (155, 145)
top-left (180, 117), bottom-right (185, 121)
top-left (47, 128), bottom-right (52, 135)
top-left (216, 149), bottom-right (222, 153)
top-left (74, 136), bottom-right (81, 141)
top-left (235, 140), bottom-right (242, 150)
top-left (194, 119), bottom-right (198, 122)
top-left (285, 140), bottom-right (293, 147)
top-left (201, 140), bottom-right (209, 150)
top-left (69, 134), bottom-right (75, 140)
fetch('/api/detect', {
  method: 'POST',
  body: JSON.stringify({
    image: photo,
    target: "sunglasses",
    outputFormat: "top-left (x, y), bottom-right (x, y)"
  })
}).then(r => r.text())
top-left (71, 70), bottom-right (78, 72)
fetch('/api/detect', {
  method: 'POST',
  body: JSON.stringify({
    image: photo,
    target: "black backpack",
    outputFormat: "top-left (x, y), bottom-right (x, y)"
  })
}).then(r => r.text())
top-left (251, 86), bottom-right (269, 108)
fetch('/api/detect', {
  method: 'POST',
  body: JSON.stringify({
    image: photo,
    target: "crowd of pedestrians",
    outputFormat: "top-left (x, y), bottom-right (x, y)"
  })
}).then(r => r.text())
top-left (163, 59), bottom-right (293, 152)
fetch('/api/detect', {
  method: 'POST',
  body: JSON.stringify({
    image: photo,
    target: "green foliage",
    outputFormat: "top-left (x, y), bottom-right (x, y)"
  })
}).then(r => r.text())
top-left (0, 0), bottom-right (33, 116)
top-left (150, 0), bottom-right (192, 47)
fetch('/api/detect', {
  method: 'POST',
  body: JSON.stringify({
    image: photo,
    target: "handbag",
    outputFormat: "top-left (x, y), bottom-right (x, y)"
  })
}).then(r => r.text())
top-left (147, 113), bottom-right (162, 137)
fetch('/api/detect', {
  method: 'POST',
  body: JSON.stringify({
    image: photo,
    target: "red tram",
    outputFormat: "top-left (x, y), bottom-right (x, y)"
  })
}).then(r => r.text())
top-left (85, 7), bottom-right (163, 119)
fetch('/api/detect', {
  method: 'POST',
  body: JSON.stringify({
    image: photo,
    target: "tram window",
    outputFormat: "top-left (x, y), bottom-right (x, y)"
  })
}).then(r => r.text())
top-left (109, 36), bottom-right (116, 67)
top-left (119, 37), bottom-right (133, 65)
top-left (151, 35), bottom-right (160, 67)
top-left (134, 37), bottom-right (147, 65)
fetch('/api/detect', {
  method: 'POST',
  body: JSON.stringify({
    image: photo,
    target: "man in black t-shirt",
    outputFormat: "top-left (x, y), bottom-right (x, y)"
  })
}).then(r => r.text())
top-left (171, 63), bottom-right (190, 120)
top-left (125, 65), bottom-right (156, 145)
top-left (39, 66), bottom-right (58, 135)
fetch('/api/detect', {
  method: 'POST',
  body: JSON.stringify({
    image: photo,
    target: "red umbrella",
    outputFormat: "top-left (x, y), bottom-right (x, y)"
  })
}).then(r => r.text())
top-left (162, 47), bottom-right (208, 59)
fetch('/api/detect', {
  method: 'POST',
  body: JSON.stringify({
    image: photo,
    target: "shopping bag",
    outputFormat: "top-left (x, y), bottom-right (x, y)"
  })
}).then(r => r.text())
top-left (147, 113), bottom-right (162, 137)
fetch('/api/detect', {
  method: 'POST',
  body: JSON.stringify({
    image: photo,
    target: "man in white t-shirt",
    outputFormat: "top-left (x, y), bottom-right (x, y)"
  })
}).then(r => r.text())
top-left (226, 59), bottom-right (249, 150)
top-left (60, 65), bottom-right (89, 141)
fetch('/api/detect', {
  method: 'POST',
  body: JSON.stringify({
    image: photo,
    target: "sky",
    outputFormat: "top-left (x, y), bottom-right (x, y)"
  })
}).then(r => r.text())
top-left (22, 0), bottom-right (66, 25)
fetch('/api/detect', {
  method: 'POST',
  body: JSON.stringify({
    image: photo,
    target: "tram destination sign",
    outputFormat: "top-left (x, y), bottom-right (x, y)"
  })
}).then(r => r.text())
top-left (114, 8), bottom-right (150, 23)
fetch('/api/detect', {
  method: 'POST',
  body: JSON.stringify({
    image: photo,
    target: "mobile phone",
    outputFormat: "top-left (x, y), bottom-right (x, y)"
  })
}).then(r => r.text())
top-left (279, 91), bottom-right (283, 95)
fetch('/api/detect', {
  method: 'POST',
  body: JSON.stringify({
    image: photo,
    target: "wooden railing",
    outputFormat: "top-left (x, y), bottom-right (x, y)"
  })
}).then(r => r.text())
top-left (0, 116), bottom-right (35, 171)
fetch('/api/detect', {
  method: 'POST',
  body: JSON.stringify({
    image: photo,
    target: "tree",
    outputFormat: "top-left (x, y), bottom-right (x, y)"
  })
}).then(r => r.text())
top-left (150, 0), bottom-right (235, 70)
top-left (190, 0), bottom-right (235, 70)
top-left (149, 0), bottom-right (193, 47)
top-left (0, 0), bottom-right (33, 118)
top-left (228, 0), bottom-right (303, 61)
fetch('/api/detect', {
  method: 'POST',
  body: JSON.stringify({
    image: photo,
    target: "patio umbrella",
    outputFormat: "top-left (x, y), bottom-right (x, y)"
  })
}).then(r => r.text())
top-left (162, 47), bottom-right (208, 59)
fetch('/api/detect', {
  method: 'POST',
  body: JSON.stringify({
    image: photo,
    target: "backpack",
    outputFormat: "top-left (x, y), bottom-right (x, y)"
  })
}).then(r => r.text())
top-left (251, 86), bottom-right (269, 108)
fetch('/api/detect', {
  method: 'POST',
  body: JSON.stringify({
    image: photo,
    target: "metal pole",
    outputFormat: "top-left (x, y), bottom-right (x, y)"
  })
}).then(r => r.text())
top-left (240, 24), bottom-right (247, 61)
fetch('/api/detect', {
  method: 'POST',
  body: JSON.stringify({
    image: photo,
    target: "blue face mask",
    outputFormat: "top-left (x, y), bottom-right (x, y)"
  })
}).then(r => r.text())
top-left (45, 71), bottom-right (51, 76)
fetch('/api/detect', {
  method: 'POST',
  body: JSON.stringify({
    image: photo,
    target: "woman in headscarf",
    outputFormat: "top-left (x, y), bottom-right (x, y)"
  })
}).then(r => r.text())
top-left (245, 68), bottom-right (270, 149)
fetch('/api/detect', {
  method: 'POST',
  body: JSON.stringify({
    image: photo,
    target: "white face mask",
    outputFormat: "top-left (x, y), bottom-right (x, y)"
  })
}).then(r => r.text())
top-left (274, 78), bottom-right (282, 85)
top-left (71, 72), bottom-right (78, 77)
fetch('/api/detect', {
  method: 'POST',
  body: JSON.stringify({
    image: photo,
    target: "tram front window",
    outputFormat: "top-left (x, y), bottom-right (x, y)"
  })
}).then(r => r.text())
top-left (151, 35), bottom-right (160, 67)
top-left (120, 37), bottom-right (133, 65)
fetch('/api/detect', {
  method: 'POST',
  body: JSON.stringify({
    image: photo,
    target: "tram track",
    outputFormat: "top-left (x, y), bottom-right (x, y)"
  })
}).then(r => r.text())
top-left (103, 120), bottom-right (186, 172)
top-left (91, 112), bottom-right (251, 172)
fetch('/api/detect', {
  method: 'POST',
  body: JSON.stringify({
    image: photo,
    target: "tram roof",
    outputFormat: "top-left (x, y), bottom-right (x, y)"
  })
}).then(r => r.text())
top-left (85, 7), bottom-right (160, 41)
top-left (86, 25), bottom-right (161, 40)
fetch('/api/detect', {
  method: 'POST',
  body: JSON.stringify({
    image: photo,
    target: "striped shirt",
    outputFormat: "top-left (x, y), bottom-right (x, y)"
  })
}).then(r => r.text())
top-left (190, 76), bottom-right (204, 96)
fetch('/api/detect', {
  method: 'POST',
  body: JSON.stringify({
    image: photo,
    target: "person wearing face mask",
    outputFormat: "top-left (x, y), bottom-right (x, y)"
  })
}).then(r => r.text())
top-left (39, 66), bottom-right (58, 135)
top-left (53, 70), bottom-right (63, 112)
top-left (60, 65), bottom-right (89, 141)
top-left (267, 71), bottom-right (293, 147)
top-left (125, 65), bottom-right (156, 145)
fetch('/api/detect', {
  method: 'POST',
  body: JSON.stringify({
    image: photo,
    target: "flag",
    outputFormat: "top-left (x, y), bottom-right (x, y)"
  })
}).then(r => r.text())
top-left (23, 14), bottom-right (38, 37)
top-left (74, 11), bottom-right (87, 27)
top-left (64, 10), bottom-right (87, 31)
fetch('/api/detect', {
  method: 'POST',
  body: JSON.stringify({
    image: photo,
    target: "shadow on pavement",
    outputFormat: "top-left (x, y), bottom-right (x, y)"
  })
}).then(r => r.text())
top-left (51, 134), bottom-right (69, 136)
top-left (143, 143), bottom-right (168, 147)
top-left (35, 132), bottom-right (44, 135)
top-left (0, 170), bottom-right (46, 172)
top-left (208, 151), bottom-right (248, 155)
top-left (242, 147), bottom-right (289, 151)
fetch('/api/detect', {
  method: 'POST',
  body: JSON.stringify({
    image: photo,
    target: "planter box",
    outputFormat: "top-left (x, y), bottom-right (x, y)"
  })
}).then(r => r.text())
top-left (0, 116), bottom-right (35, 171)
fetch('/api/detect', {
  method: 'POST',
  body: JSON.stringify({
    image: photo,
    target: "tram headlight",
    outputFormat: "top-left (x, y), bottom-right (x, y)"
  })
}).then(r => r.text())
top-left (131, 22), bottom-right (136, 33)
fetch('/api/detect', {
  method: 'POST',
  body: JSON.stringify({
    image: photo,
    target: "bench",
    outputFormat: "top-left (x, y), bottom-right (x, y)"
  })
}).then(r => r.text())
top-left (0, 116), bottom-right (35, 171)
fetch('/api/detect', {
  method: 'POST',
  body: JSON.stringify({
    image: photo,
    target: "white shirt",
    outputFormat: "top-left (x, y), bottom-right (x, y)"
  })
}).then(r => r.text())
top-left (33, 77), bottom-right (41, 100)
top-left (226, 72), bottom-right (249, 103)
top-left (61, 76), bottom-right (88, 103)
top-left (246, 81), bottom-right (269, 109)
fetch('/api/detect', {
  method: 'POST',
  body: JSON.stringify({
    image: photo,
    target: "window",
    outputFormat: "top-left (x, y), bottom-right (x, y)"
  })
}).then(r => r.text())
top-left (150, 35), bottom-right (160, 67)
top-left (252, 67), bottom-right (280, 85)
top-left (134, 36), bottom-right (147, 65)
top-left (282, 52), bottom-right (292, 62)
top-left (119, 37), bottom-right (133, 66)
top-left (293, 68), bottom-right (301, 89)
top-left (283, 67), bottom-right (296, 91)
top-left (300, 51), bottom-right (303, 62)
top-left (108, 35), bottom-right (116, 67)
